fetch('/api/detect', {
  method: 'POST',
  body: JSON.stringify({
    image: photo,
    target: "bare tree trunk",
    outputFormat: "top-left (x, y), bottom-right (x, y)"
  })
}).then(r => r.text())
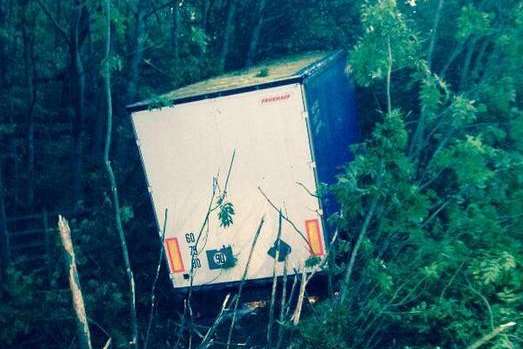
top-left (0, 0), bottom-right (7, 87)
top-left (8, 141), bottom-right (19, 208)
top-left (57, 216), bottom-right (93, 349)
top-left (171, 1), bottom-right (180, 64)
top-left (71, 0), bottom-right (86, 208)
top-left (245, 0), bottom-right (267, 68)
top-left (291, 268), bottom-right (307, 325)
top-left (469, 38), bottom-right (490, 83)
top-left (0, 160), bottom-right (9, 281)
top-left (21, 0), bottom-right (37, 210)
top-left (144, 209), bottom-right (167, 349)
top-left (266, 210), bottom-right (282, 347)
top-left (218, 0), bottom-right (237, 73)
top-left (26, 114), bottom-right (35, 209)
top-left (427, 0), bottom-right (444, 70)
top-left (459, 37), bottom-right (478, 91)
top-left (439, 41), bottom-right (465, 80)
top-left (127, 0), bottom-right (147, 104)
top-left (340, 197), bottom-right (378, 303)
top-left (103, 1), bottom-right (139, 347)
top-left (201, 0), bottom-right (211, 34)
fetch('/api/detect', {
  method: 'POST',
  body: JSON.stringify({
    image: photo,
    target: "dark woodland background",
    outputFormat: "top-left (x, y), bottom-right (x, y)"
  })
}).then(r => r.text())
top-left (0, 0), bottom-right (522, 348)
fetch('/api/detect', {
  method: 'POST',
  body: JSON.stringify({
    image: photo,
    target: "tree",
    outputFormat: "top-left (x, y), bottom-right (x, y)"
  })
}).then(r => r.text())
top-left (218, 0), bottom-right (237, 72)
top-left (103, 0), bottom-right (139, 347)
top-left (296, 0), bottom-right (522, 348)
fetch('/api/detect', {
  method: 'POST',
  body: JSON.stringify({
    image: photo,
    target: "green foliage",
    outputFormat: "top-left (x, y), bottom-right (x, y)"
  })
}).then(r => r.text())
top-left (305, 256), bottom-right (321, 268)
top-left (218, 201), bottom-right (235, 228)
top-left (147, 95), bottom-right (173, 110)
top-left (349, 0), bottom-right (419, 86)
top-left (296, 0), bottom-right (523, 348)
top-left (456, 4), bottom-right (492, 41)
top-left (120, 205), bottom-right (134, 224)
top-left (433, 135), bottom-right (495, 187)
top-left (0, 267), bottom-right (75, 347)
top-left (256, 67), bottom-right (270, 77)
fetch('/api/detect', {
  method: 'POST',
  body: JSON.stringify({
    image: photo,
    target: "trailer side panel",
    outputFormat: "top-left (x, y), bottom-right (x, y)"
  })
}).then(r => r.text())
top-left (303, 53), bottom-right (359, 225)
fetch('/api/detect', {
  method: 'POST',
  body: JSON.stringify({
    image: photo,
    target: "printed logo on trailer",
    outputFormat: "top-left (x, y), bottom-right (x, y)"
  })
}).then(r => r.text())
top-left (261, 93), bottom-right (291, 104)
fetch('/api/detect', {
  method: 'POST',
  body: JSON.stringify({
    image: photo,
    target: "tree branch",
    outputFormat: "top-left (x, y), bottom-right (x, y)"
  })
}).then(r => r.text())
top-left (35, 0), bottom-right (70, 44)
top-left (102, 1), bottom-right (139, 347)
top-left (258, 186), bottom-right (312, 250)
top-left (226, 217), bottom-right (265, 349)
top-left (427, 0), bottom-right (444, 69)
top-left (144, 208), bottom-right (168, 349)
top-left (340, 196), bottom-right (379, 303)
top-left (386, 37), bottom-right (392, 115)
top-left (466, 322), bottom-right (516, 349)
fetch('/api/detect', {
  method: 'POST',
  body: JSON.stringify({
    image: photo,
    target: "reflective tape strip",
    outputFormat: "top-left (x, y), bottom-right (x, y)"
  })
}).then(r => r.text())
top-left (305, 219), bottom-right (324, 256)
top-left (165, 238), bottom-right (185, 273)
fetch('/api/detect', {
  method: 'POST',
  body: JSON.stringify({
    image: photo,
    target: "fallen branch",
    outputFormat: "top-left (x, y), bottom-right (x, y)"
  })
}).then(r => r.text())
top-left (198, 293), bottom-right (232, 348)
top-left (57, 216), bottom-right (92, 349)
top-left (267, 210), bottom-right (283, 347)
top-left (291, 229), bottom-right (339, 325)
top-left (275, 259), bottom-right (288, 349)
top-left (144, 208), bottom-right (168, 349)
top-left (291, 268), bottom-right (308, 325)
top-left (466, 322), bottom-right (516, 349)
top-left (258, 186), bottom-right (311, 250)
top-left (226, 217), bottom-right (265, 349)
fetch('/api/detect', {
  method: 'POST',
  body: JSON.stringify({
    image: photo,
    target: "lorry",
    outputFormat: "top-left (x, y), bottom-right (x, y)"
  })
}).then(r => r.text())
top-left (127, 50), bottom-right (358, 291)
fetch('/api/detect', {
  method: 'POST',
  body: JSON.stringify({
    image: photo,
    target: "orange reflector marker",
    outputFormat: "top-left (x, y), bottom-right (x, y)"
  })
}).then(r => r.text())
top-left (305, 219), bottom-right (324, 256)
top-left (165, 238), bottom-right (185, 273)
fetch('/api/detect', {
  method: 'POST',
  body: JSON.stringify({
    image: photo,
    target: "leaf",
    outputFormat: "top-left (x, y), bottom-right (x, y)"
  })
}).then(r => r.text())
top-left (349, 0), bottom-right (420, 86)
top-left (305, 256), bottom-right (321, 268)
top-left (120, 206), bottom-right (134, 224)
top-left (218, 201), bottom-right (235, 228)
top-left (456, 5), bottom-right (492, 41)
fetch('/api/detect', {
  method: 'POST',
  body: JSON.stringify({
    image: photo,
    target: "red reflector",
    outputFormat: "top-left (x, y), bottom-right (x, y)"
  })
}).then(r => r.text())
top-left (305, 219), bottom-right (324, 256)
top-left (165, 238), bottom-right (185, 273)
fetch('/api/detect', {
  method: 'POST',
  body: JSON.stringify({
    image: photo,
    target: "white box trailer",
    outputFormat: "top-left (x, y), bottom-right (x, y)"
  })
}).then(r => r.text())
top-left (127, 51), bottom-right (358, 290)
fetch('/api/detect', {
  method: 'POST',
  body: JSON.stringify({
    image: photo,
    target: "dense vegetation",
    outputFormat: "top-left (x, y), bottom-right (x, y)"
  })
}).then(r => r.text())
top-left (0, 0), bottom-right (521, 348)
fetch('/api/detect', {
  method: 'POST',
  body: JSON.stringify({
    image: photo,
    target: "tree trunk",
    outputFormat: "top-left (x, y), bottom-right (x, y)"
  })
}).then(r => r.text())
top-left (103, 1), bottom-right (139, 346)
top-left (127, 0), bottom-right (147, 104)
top-left (245, 0), bottom-right (267, 68)
top-left (57, 216), bottom-right (93, 349)
top-left (459, 37), bottom-right (478, 91)
top-left (21, 0), bottom-right (37, 210)
top-left (8, 140), bottom-right (20, 208)
top-left (427, 0), bottom-right (444, 70)
top-left (171, 1), bottom-right (180, 64)
top-left (70, 1), bottom-right (86, 209)
top-left (201, 0), bottom-right (211, 34)
top-left (340, 197), bottom-right (378, 303)
top-left (0, 160), bottom-right (9, 281)
top-left (218, 0), bottom-right (237, 73)
top-left (0, 0), bottom-right (6, 87)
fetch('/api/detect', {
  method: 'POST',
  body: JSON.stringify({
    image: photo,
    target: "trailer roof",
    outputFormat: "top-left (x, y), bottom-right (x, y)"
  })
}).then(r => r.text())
top-left (127, 51), bottom-right (340, 111)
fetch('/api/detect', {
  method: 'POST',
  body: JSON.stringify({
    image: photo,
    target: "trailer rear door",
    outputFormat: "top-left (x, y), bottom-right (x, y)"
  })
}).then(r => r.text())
top-left (131, 83), bottom-right (326, 289)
